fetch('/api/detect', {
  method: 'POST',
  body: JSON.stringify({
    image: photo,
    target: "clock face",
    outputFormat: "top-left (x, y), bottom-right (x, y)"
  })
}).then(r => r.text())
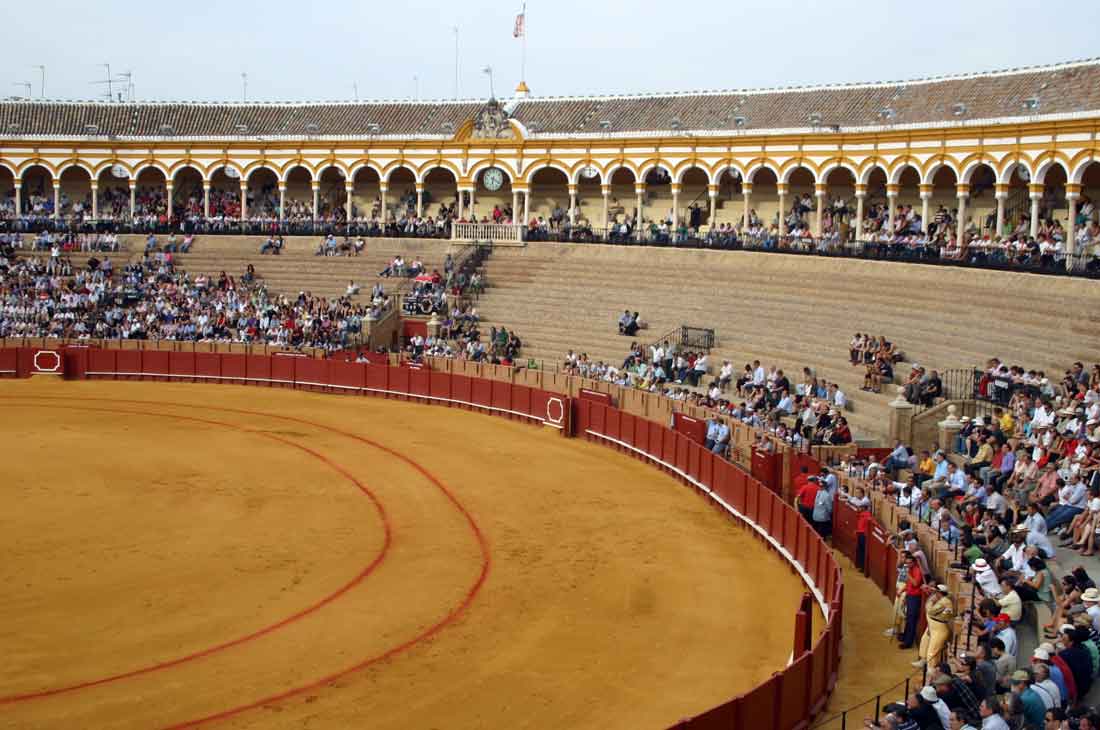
top-left (482, 167), bottom-right (505, 191)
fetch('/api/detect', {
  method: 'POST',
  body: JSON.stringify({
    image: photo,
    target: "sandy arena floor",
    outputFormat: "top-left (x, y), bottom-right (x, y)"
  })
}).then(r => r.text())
top-left (0, 377), bottom-right (821, 730)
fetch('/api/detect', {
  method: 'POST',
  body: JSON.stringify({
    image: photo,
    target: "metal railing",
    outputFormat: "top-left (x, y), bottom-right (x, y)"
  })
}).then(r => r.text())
top-left (0, 216), bottom-right (454, 239)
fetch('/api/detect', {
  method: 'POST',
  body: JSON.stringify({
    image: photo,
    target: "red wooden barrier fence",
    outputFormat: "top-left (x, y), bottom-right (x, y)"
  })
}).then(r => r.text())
top-left (0, 346), bottom-right (845, 729)
top-left (571, 398), bottom-right (844, 730)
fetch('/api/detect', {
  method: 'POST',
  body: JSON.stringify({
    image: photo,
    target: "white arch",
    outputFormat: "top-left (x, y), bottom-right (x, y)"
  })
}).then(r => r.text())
top-left (315, 162), bottom-right (349, 182)
top-left (858, 164), bottom-right (889, 186)
top-left (887, 162), bottom-right (922, 185)
top-left (601, 161), bottom-right (638, 184)
top-left (1033, 158), bottom-right (1069, 185)
top-left (745, 161), bottom-right (780, 184)
top-left (244, 163), bottom-right (280, 183)
top-left (959, 159), bottom-right (999, 185)
top-left (673, 164), bottom-right (713, 185)
top-left (0, 160), bottom-right (18, 178)
top-left (1071, 156), bottom-right (1100, 185)
top-left (382, 163), bottom-right (418, 184)
top-left (170, 163), bottom-right (205, 184)
top-left (638, 161), bottom-right (673, 183)
top-left (712, 163), bottom-right (746, 184)
top-left (523, 161), bottom-right (569, 185)
top-left (818, 162), bottom-right (858, 185)
top-left (779, 163), bottom-right (816, 185)
top-left (207, 161), bottom-right (244, 181)
top-left (348, 161), bottom-right (384, 182)
top-left (920, 160), bottom-right (960, 186)
top-left (468, 159), bottom-right (517, 185)
top-left (56, 161), bottom-right (95, 179)
top-left (280, 162), bottom-right (315, 184)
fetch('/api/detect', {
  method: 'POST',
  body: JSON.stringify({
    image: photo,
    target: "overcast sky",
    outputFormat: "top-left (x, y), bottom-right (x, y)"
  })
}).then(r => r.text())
top-left (5, 0), bottom-right (1099, 103)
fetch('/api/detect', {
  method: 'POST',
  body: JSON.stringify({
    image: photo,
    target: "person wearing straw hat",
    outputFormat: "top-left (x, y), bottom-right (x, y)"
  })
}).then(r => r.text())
top-left (1079, 587), bottom-right (1100, 633)
top-left (914, 584), bottom-right (954, 669)
top-left (1008, 669), bottom-right (1045, 729)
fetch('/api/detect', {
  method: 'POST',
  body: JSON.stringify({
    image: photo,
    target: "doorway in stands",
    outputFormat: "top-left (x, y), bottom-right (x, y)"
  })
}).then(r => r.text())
top-left (528, 166), bottom-right (567, 229)
top-left (422, 166), bottom-right (458, 221)
top-left (246, 166), bottom-right (279, 219)
top-left (316, 165), bottom-right (345, 221)
top-left (678, 166), bottom-right (709, 232)
top-left (20, 164), bottom-right (53, 216)
top-left (171, 165), bottom-right (202, 219)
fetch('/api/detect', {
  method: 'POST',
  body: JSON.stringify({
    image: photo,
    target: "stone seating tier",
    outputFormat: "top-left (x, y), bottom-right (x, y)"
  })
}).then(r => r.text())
top-left (472, 243), bottom-right (1100, 444)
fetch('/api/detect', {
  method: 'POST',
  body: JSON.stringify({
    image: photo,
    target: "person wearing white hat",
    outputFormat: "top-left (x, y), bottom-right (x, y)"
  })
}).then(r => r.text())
top-left (971, 558), bottom-right (1001, 597)
top-left (918, 685), bottom-right (950, 730)
top-left (1082, 587), bottom-right (1100, 633)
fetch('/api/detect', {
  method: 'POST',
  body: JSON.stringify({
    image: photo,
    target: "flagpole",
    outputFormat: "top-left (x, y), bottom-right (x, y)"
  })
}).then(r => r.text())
top-left (521, 2), bottom-right (527, 85)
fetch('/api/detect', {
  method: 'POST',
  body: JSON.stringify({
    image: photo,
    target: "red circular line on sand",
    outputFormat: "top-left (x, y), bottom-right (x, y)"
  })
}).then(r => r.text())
top-left (0, 393), bottom-right (493, 730)
top-left (0, 402), bottom-right (393, 705)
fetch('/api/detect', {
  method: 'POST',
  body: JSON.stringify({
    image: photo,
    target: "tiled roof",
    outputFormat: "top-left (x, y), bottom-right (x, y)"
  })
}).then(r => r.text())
top-left (0, 101), bottom-right (484, 138)
top-left (510, 59), bottom-right (1100, 134)
top-left (1, 58), bottom-right (1098, 139)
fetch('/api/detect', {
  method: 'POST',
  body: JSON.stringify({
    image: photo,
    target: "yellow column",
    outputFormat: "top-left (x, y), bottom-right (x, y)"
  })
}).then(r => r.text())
top-left (1066, 183), bottom-right (1081, 263)
top-left (601, 184), bottom-right (611, 228)
top-left (1028, 183), bottom-right (1044, 239)
top-left (166, 182), bottom-right (174, 218)
top-left (918, 184), bottom-right (933, 234)
top-left (635, 182), bottom-right (645, 241)
top-left (777, 183), bottom-right (788, 236)
top-left (345, 182), bottom-right (354, 220)
top-left (278, 183), bottom-right (286, 221)
top-left (129, 180), bottom-right (136, 219)
top-left (814, 182), bottom-right (827, 237)
top-left (239, 181), bottom-right (247, 220)
top-left (742, 182), bottom-right (752, 229)
top-left (707, 183), bottom-right (718, 223)
top-left (854, 184), bottom-right (867, 241)
top-left (311, 182), bottom-right (320, 221)
top-left (90, 181), bottom-right (99, 219)
top-left (379, 183), bottom-right (389, 222)
top-left (956, 184), bottom-right (970, 243)
top-left (418, 183), bottom-right (426, 219)
top-left (568, 183), bottom-right (578, 225)
top-left (886, 183), bottom-right (900, 232)
top-left (202, 181), bottom-right (210, 218)
top-left (994, 183), bottom-right (1008, 237)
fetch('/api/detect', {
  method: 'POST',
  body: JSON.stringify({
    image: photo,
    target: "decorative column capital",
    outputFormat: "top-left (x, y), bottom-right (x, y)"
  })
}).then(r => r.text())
top-left (1028, 183), bottom-right (1045, 197)
top-left (886, 184), bottom-right (900, 196)
top-left (601, 184), bottom-right (611, 195)
top-left (955, 183), bottom-right (970, 198)
top-left (776, 183), bottom-right (788, 195)
top-left (634, 184), bottom-right (646, 194)
top-left (707, 184), bottom-right (718, 196)
top-left (854, 184), bottom-right (867, 197)
top-left (742, 183), bottom-right (753, 195)
top-left (311, 181), bottom-right (320, 190)
top-left (415, 182), bottom-right (425, 192)
top-left (1066, 183), bottom-right (1082, 197)
top-left (814, 183), bottom-right (827, 197)
top-left (344, 183), bottom-right (354, 192)
top-left (568, 183), bottom-right (579, 194)
top-left (919, 191), bottom-right (933, 201)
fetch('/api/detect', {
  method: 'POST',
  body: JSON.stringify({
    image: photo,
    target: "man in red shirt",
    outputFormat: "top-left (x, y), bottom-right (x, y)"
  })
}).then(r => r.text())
top-left (855, 508), bottom-right (873, 569)
top-left (899, 551), bottom-right (925, 650)
top-left (796, 471), bottom-right (819, 523)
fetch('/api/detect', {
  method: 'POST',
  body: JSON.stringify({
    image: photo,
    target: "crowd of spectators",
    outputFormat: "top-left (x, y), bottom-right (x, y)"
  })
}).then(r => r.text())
top-left (563, 337), bottom-right (854, 455)
top-left (844, 356), bottom-right (1100, 728)
top-left (0, 244), bottom-right (370, 349)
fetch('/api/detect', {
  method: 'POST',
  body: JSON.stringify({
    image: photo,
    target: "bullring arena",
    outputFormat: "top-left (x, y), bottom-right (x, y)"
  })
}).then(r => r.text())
top-left (3, 39), bottom-right (1100, 730)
